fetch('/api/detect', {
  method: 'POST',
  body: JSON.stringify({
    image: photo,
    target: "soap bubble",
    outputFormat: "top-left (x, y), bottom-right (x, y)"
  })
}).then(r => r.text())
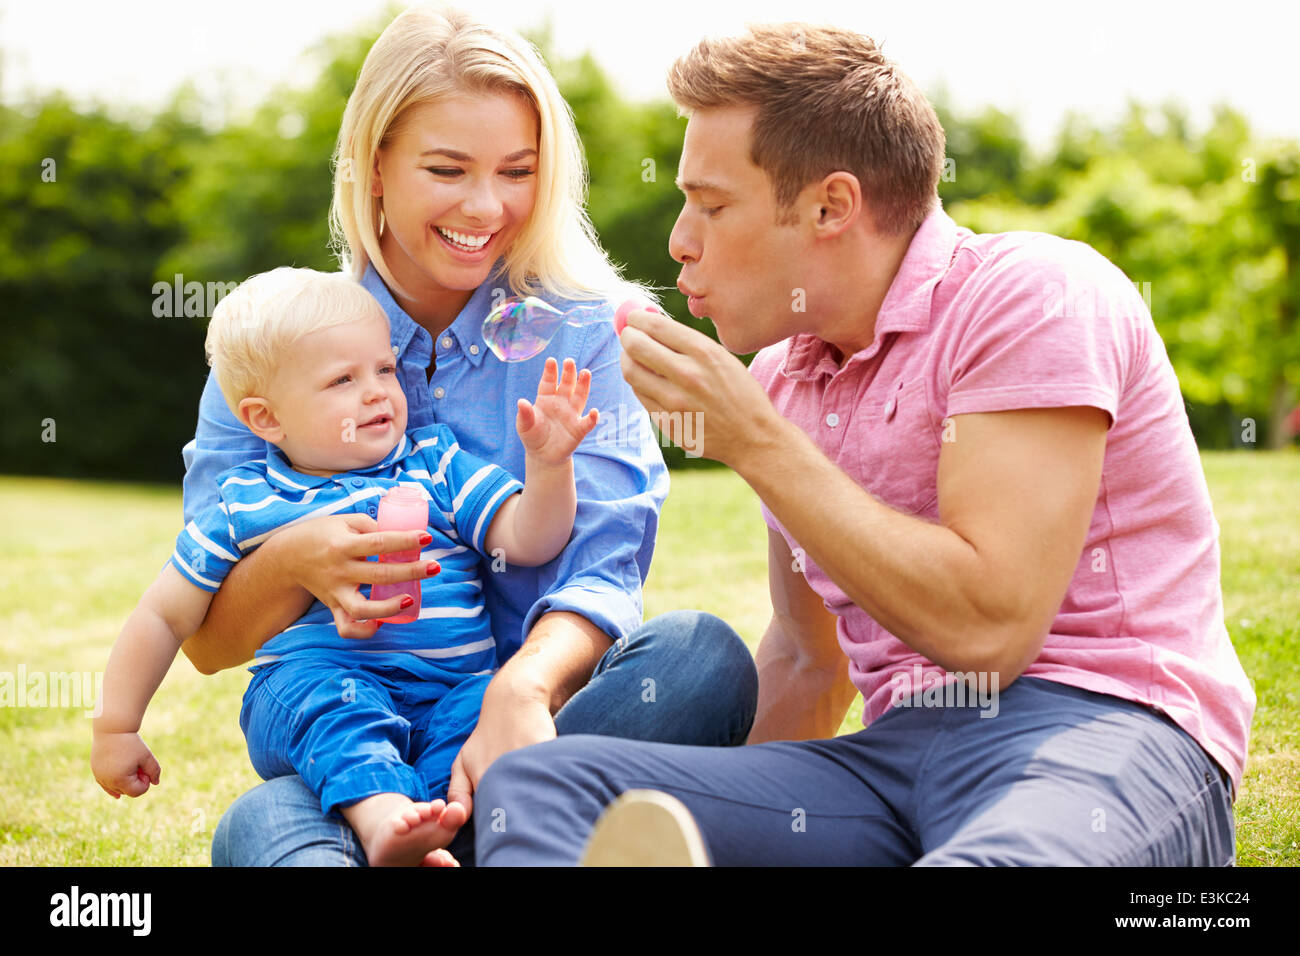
top-left (480, 296), bottom-right (656, 362)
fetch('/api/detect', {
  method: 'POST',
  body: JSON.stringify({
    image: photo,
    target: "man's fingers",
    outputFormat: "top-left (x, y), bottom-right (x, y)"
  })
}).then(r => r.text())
top-left (619, 324), bottom-right (699, 393)
top-left (619, 347), bottom-right (688, 417)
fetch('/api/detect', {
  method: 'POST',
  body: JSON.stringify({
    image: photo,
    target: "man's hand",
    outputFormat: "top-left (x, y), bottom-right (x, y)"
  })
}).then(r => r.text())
top-left (618, 307), bottom-right (783, 468)
top-left (516, 356), bottom-right (600, 466)
top-left (91, 730), bottom-right (161, 799)
top-left (445, 681), bottom-right (557, 818)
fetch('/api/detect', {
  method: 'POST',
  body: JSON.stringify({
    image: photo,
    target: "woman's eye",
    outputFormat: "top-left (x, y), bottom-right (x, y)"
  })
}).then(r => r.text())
top-left (504, 168), bottom-right (536, 179)
top-left (425, 167), bottom-right (462, 177)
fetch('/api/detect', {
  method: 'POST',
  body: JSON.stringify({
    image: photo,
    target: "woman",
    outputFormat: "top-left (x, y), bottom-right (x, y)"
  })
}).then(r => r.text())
top-left (178, 5), bottom-right (758, 866)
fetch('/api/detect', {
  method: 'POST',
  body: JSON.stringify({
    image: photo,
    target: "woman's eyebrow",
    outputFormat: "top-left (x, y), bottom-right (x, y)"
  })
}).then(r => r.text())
top-left (419, 147), bottom-right (538, 162)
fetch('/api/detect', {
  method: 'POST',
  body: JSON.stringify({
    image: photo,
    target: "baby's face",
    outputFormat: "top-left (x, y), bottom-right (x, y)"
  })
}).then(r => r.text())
top-left (262, 310), bottom-right (409, 477)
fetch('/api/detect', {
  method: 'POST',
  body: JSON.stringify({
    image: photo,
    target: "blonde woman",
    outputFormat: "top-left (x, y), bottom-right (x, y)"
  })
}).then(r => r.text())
top-left (178, 5), bottom-right (757, 866)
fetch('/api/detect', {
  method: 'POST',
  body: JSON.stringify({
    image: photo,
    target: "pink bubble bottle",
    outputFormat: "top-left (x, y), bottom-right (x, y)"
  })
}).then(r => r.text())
top-left (371, 486), bottom-right (428, 624)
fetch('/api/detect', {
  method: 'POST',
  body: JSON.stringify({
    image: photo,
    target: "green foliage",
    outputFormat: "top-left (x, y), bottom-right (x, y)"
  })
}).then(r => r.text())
top-left (2, 25), bottom-right (1297, 481)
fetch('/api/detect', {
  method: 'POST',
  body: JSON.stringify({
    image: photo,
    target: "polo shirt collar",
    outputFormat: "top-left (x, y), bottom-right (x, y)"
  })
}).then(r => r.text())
top-left (262, 433), bottom-right (411, 492)
top-left (362, 260), bottom-right (507, 368)
top-left (779, 206), bottom-right (959, 381)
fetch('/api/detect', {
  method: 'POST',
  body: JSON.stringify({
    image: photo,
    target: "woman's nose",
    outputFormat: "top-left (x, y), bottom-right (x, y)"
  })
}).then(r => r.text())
top-left (461, 176), bottom-right (504, 221)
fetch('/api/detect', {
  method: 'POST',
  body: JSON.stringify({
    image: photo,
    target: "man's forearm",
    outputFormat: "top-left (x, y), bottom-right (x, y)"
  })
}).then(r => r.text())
top-left (490, 610), bottom-right (611, 714)
top-left (748, 619), bottom-right (858, 743)
top-left (180, 533), bottom-right (313, 674)
top-left (734, 417), bottom-right (1007, 676)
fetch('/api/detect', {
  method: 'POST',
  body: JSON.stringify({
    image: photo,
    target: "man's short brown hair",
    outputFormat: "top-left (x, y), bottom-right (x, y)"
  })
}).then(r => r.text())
top-left (667, 23), bottom-right (946, 234)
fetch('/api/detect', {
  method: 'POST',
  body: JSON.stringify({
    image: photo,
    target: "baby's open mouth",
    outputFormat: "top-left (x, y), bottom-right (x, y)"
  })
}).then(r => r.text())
top-left (361, 414), bottom-right (391, 428)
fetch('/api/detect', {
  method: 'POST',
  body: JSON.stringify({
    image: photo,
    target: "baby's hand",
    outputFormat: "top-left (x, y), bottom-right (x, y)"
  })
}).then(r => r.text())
top-left (516, 357), bottom-right (600, 466)
top-left (91, 731), bottom-right (161, 799)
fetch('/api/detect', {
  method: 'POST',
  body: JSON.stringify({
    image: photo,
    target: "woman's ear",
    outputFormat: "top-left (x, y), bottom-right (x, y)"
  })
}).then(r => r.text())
top-left (371, 154), bottom-right (384, 198)
top-left (237, 397), bottom-right (285, 444)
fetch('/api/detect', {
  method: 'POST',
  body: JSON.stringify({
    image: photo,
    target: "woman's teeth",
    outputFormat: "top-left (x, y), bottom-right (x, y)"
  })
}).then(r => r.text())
top-left (437, 227), bottom-right (491, 252)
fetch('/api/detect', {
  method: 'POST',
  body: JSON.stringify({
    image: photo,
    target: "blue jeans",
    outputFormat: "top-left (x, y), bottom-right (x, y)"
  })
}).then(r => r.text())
top-left (473, 677), bottom-right (1237, 866)
top-left (211, 610), bottom-right (758, 865)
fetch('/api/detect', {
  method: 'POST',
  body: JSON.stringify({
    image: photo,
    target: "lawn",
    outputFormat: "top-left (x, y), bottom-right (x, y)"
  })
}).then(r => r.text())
top-left (0, 452), bottom-right (1295, 865)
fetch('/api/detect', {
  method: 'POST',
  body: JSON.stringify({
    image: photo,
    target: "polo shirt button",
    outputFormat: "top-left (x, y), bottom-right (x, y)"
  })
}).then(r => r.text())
top-left (884, 400), bottom-right (896, 420)
top-left (350, 478), bottom-right (364, 488)
top-left (825, 412), bottom-right (840, 428)
top-left (469, 344), bottom-right (480, 356)
top-left (367, 505), bottom-right (377, 517)
top-left (441, 336), bottom-right (453, 350)
top-left (433, 386), bottom-right (446, 399)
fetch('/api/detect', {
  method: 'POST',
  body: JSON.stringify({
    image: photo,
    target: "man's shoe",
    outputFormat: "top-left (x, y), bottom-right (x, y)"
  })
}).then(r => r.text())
top-left (579, 789), bottom-right (711, 867)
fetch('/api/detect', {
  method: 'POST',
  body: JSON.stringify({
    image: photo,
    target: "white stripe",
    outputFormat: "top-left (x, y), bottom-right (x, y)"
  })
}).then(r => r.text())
top-left (413, 435), bottom-right (439, 452)
top-left (265, 463), bottom-right (311, 490)
top-left (416, 604), bottom-right (485, 620)
top-left (451, 465), bottom-right (494, 513)
top-left (472, 482), bottom-right (521, 547)
top-left (400, 467), bottom-right (443, 488)
top-left (425, 545), bottom-right (467, 560)
top-left (185, 521), bottom-right (239, 562)
top-left (354, 636), bottom-right (496, 658)
top-left (171, 549), bottom-right (220, 590)
top-left (227, 493), bottom-right (282, 515)
top-left (221, 474), bottom-right (268, 487)
top-left (432, 442), bottom-right (461, 484)
top-left (237, 487), bottom-right (384, 549)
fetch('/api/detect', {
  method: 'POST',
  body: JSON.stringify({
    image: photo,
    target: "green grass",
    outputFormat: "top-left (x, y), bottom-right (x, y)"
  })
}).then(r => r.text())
top-left (0, 453), bottom-right (1295, 865)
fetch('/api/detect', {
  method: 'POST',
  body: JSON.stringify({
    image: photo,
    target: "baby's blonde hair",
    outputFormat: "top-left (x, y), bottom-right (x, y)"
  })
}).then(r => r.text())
top-left (205, 267), bottom-right (387, 416)
top-left (330, 4), bottom-right (644, 304)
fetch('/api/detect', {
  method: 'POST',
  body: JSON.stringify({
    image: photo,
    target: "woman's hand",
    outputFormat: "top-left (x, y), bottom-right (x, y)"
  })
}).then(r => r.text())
top-left (278, 513), bottom-right (440, 639)
top-left (515, 357), bottom-right (600, 466)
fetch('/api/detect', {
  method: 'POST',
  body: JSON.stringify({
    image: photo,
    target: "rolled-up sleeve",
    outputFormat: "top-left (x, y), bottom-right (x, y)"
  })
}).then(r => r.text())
top-left (181, 370), bottom-right (269, 526)
top-left (519, 316), bottom-right (670, 643)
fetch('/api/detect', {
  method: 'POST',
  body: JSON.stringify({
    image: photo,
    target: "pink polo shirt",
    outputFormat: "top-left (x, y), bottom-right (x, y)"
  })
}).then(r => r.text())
top-left (750, 207), bottom-right (1255, 795)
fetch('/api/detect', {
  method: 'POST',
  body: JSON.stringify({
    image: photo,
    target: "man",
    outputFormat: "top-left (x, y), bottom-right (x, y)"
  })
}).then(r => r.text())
top-left (469, 23), bottom-right (1255, 866)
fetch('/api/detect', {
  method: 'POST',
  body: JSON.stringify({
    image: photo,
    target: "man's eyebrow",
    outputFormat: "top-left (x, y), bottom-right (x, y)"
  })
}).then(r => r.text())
top-left (419, 147), bottom-right (538, 162)
top-left (676, 178), bottom-right (736, 199)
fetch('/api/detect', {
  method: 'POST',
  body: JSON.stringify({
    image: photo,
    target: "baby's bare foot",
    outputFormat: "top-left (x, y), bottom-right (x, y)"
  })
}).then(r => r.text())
top-left (353, 797), bottom-right (465, 867)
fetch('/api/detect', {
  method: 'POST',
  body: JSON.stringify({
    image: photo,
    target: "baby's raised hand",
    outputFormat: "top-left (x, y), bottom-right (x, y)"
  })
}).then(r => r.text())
top-left (516, 357), bottom-right (599, 466)
top-left (91, 731), bottom-right (161, 799)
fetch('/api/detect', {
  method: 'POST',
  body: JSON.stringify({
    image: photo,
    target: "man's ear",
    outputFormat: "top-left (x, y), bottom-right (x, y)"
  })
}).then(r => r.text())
top-left (811, 171), bottom-right (863, 239)
top-left (237, 396), bottom-right (284, 444)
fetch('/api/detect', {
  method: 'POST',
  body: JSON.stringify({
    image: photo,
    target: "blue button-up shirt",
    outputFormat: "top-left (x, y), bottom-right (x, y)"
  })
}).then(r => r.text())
top-left (181, 263), bottom-right (670, 663)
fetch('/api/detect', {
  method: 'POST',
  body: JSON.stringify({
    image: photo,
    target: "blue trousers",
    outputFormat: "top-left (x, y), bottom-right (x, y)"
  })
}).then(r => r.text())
top-left (240, 653), bottom-right (494, 815)
top-left (212, 610), bottom-right (759, 865)
top-left (474, 676), bottom-right (1237, 866)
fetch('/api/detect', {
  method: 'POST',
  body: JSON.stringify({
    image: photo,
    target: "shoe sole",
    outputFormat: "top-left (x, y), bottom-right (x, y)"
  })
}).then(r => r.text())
top-left (579, 789), bottom-right (711, 867)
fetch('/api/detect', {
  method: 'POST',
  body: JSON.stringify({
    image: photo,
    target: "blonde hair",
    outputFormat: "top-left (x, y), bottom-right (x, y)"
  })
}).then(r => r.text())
top-left (667, 23), bottom-right (945, 234)
top-left (330, 4), bottom-right (640, 304)
top-left (205, 267), bottom-right (387, 415)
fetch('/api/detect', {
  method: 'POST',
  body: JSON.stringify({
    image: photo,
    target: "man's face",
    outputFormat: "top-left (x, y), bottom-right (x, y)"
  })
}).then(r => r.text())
top-left (259, 310), bottom-right (409, 476)
top-left (670, 106), bottom-right (808, 354)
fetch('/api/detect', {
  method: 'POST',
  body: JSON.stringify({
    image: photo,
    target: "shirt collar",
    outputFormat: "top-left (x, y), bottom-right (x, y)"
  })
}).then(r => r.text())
top-left (262, 433), bottom-right (412, 492)
top-left (362, 260), bottom-right (506, 369)
top-left (779, 206), bottom-right (959, 381)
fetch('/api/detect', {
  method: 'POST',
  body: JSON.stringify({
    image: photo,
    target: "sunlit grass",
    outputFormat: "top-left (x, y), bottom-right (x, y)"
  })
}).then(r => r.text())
top-left (0, 453), bottom-right (1294, 865)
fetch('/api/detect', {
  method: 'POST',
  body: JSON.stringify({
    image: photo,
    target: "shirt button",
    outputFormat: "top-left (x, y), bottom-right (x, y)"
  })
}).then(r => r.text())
top-left (825, 412), bottom-right (840, 428)
top-left (441, 336), bottom-right (453, 350)
top-left (469, 344), bottom-right (480, 356)
top-left (367, 505), bottom-right (377, 517)
top-left (884, 399), bottom-right (897, 421)
top-left (350, 478), bottom-right (364, 488)
top-left (433, 386), bottom-right (446, 399)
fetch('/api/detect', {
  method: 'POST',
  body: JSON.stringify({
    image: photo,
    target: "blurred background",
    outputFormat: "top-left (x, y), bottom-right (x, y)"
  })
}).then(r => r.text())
top-left (2, 0), bottom-right (1297, 479)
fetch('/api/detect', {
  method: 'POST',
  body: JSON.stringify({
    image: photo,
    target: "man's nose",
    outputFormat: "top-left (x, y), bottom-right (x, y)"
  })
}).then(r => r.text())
top-left (668, 207), bottom-right (696, 264)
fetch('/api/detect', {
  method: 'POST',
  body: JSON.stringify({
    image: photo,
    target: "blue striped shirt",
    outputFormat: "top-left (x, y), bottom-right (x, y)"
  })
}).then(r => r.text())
top-left (181, 262), bottom-right (669, 665)
top-left (173, 423), bottom-right (522, 666)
